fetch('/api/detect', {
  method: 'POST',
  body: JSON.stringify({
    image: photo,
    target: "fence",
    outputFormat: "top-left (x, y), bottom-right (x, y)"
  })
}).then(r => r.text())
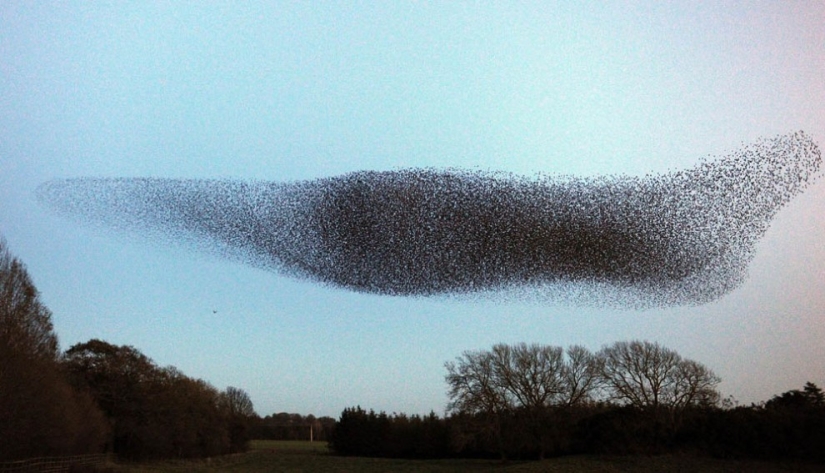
top-left (0, 454), bottom-right (112, 473)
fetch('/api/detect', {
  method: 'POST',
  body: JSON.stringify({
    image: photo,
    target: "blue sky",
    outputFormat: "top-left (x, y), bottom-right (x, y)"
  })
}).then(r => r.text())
top-left (2, 2), bottom-right (824, 417)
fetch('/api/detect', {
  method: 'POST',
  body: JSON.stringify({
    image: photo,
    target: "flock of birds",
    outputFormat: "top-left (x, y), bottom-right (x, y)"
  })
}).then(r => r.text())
top-left (38, 131), bottom-right (821, 308)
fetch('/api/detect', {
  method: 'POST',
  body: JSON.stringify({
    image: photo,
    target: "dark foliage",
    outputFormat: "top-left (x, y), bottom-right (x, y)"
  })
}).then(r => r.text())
top-left (251, 413), bottom-right (335, 442)
top-left (329, 407), bottom-right (451, 459)
top-left (220, 387), bottom-right (257, 453)
top-left (573, 405), bottom-right (659, 455)
top-left (0, 239), bottom-right (58, 360)
top-left (444, 341), bottom-right (720, 459)
top-left (0, 342), bottom-right (109, 460)
top-left (0, 238), bottom-right (109, 461)
top-left (1, 237), bottom-right (257, 461)
top-left (331, 384), bottom-right (825, 462)
top-left (62, 339), bottom-right (253, 460)
top-left (692, 384), bottom-right (825, 461)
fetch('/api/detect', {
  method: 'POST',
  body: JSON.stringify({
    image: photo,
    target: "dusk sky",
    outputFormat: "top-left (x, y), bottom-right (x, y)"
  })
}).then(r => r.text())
top-left (2, 2), bottom-right (824, 418)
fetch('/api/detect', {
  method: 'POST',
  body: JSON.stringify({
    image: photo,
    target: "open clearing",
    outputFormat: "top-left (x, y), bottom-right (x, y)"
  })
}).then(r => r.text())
top-left (114, 440), bottom-right (822, 472)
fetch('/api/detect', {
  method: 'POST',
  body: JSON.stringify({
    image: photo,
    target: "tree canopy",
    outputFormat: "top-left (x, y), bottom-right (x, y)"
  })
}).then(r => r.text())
top-left (63, 339), bottom-right (255, 459)
top-left (597, 340), bottom-right (721, 410)
top-left (0, 238), bottom-right (108, 460)
top-left (0, 238), bottom-right (58, 360)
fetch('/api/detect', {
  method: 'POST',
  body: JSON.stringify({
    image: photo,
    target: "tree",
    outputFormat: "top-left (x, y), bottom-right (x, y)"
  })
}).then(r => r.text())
top-left (596, 340), bottom-right (720, 411)
top-left (561, 345), bottom-right (601, 407)
top-left (0, 238), bottom-right (108, 460)
top-left (0, 238), bottom-right (57, 360)
top-left (445, 347), bottom-right (511, 415)
top-left (251, 413), bottom-right (336, 441)
top-left (155, 370), bottom-right (229, 458)
top-left (220, 386), bottom-right (256, 453)
top-left (445, 343), bottom-right (601, 459)
top-left (595, 340), bottom-right (720, 451)
top-left (63, 339), bottom-right (167, 457)
top-left (445, 346), bottom-right (512, 458)
top-left (329, 408), bottom-right (450, 458)
top-left (672, 358), bottom-right (721, 408)
top-left (63, 339), bottom-right (243, 459)
top-left (329, 406), bottom-right (391, 457)
top-left (804, 382), bottom-right (825, 406)
top-left (766, 381), bottom-right (825, 410)
top-left (492, 343), bottom-right (565, 411)
top-left (491, 343), bottom-right (568, 458)
top-left (222, 386), bottom-right (256, 417)
top-left (63, 339), bottom-right (159, 418)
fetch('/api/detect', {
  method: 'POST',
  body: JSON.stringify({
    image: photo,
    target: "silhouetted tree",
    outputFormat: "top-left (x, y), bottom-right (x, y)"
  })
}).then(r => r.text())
top-left (63, 339), bottom-right (241, 459)
top-left (0, 238), bottom-right (108, 460)
top-left (445, 346), bottom-right (513, 459)
top-left (597, 340), bottom-right (720, 411)
top-left (561, 345), bottom-right (601, 407)
top-left (766, 382), bottom-right (824, 410)
top-left (222, 386), bottom-right (256, 417)
top-left (0, 238), bottom-right (57, 359)
top-left (220, 386), bottom-right (256, 452)
top-left (251, 413), bottom-right (335, 441)
top-left (1, 341), bottom-right (109, 460)
top-left (445, 343), bottom-right (601, 459)
top-left (803, 382), bottom-right (825, 406)
top-left (329, 407), bottom-right (451, 458)
top-left (596, 340), bottom-right (720, 450)
top-left (330, 406), bottom-right (390, 456)
top-left (492, 343), bottom-right (566, 459)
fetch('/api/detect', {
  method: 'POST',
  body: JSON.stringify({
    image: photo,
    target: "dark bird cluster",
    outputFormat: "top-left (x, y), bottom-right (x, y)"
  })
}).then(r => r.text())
top-left (37, 132), bottom-right (821, 308)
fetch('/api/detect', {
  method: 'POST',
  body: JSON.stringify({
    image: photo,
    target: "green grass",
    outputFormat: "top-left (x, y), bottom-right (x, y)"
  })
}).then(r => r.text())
top-left (113, 441), bottom-right (823, 472)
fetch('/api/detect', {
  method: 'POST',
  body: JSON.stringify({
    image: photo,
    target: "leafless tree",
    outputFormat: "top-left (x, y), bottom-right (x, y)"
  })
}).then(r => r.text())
top-left (561, 345), bottom-right (601, 407)
top-left (222, 386), bottom-right (256, 418)
top-left (445, 347), bottom-right (512, 458)
top-left (671, 359), bottom-right (721, 408)
top-left (445, 348), bottom-right (511, 416)
top-left (446, 343), bottom-right (602, 458)
top-left (597, 340), bottom-right (720, 410)
top-left (493, 343), bottom-right (565, 410)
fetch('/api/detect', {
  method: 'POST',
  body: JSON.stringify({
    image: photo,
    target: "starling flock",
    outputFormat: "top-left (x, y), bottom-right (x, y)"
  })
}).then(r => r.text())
top-left (38, 132), bottom-right (821, 308)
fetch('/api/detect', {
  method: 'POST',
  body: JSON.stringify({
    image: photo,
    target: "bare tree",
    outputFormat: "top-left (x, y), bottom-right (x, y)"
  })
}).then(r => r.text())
top-left (492, 343), bottom-right (566, 410)
top-left (222, 386), bottom-right (256, 418)
top-left (445, 348), bottom-right (511, 416)
top-left (671, 359), bottom-right (721, 408)
top-left (494, 343), bottom-right (568, 459)
top-left (445, 347), bottom-right (512, 458)
top-left (561, 345), bottom-right (601, 407)
top-left (595, 340), bottom-right (721, 450)
top-left (597, 340), bottom-right (720, 410)
top-left (446, 343), bottom-right (601, 458)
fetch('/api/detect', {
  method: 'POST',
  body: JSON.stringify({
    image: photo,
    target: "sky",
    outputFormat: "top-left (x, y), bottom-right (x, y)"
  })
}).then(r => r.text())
top-left (1, 2), bottom-right (824, 418)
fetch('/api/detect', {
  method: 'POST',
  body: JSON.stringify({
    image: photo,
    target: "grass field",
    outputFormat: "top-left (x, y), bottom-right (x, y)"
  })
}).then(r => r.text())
top-left (114, 440), bottom-right (823, 472)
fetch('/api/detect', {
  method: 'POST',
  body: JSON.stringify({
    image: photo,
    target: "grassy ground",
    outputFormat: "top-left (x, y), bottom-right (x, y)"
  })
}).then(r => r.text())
top-left (113, 440), bottom-right (824, 472)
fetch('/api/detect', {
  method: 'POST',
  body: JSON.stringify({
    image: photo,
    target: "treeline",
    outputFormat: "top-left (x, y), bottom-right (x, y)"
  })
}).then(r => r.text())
top-left (331, 408), bottom-right (451, 458)
top-left (0, 238), bottom-right (255, 461)
top-left (249, 413), bottom-right (336, 441)
top-left (330, 342), bottom-right (825, 462)
top-left (63, 339), bottom-right (256, 459)
top-left (330, 392), bottom-right (825, 461)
